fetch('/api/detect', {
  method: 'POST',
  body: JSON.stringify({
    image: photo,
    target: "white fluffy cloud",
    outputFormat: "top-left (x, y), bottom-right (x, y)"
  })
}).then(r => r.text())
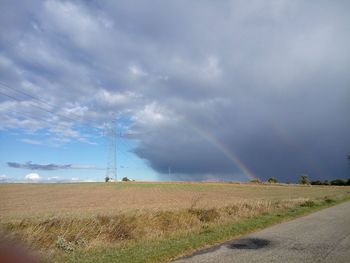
top-left (0, 174), bottom-right (7, 181)
top-left (25, 173), bottom-right (41, 181)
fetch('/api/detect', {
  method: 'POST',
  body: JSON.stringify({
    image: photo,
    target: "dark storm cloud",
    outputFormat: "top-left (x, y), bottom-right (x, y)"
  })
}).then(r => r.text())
top-left (7, 162), bottom-right (72, 170)
top-left (1, 0), bottom-right (350, 181)
top-left (7, 161), bottom-right (103, 171)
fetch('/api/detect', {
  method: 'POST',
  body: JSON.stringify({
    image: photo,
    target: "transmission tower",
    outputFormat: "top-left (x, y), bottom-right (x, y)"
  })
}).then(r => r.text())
top-left (105, 118), bottom-right (117, 181)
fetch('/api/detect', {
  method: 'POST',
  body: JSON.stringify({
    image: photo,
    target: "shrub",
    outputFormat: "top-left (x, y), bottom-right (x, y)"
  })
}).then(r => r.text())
top-left (122, 177), bottom-right (131, 182)
top-left (324, 197), bottom-right (334, 204)
top-left (330, 179), bottom-right (346, 186)
top-left (311, 180), bottom-right (322, 185)
top-left (300, 200), bottom-right (315, 207)
top-left (267, 177), bottom-right (278, 184)
top-left (56, 236), bottom-right (75, 252)
top-left (323, 180), bottom-right (330, 185)
top-left (250, 179), bottom-right (261, 184)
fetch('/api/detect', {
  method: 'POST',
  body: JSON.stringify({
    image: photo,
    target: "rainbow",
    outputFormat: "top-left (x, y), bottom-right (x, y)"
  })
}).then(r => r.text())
top-left (186, 120), bottom-right (259, 181)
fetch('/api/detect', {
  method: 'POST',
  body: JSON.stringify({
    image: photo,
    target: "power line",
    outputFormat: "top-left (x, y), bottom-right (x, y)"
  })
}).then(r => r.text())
top-left (0, 87), bottom-right (139, 145)
top-left (0, 82), bottom-right (124, 135)
top-left (105, 118), bottom-right (117, 181)
top-left (0, 81), bottom-right (51, 106)
top-left (115, 135), bottom-right (146, 174)
top-left (1, 110), bottom-right (109, 172)
top-left (117, 137), bottom-right (135, 166)
top-left (0, 84), bottom-right (142, 177)
top-left (0, 88), bottom-right (105, 136)
top-left (0, 83), bottom-right (117, 141)
top-left (1, 109), bottom-right (55, 126)
top-left (0, 91), bottom-right (102, 142)
top-left (0, 109), bottom-right (103, 151)
top-left (0, 81), bottom-right (84, 122)
top-left (0, 89), bottom-right (79, 123)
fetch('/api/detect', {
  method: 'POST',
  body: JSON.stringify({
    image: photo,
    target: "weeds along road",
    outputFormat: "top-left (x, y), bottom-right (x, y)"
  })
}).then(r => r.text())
top-left (174, 201), bottom-right (350, 263)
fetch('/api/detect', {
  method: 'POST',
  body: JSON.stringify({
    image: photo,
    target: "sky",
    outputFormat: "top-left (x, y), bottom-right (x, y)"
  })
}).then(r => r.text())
top-left (0, 0), bottom-right (349, 183)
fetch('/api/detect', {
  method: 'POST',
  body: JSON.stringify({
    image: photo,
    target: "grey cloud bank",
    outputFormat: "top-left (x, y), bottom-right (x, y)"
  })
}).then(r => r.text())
top-left (7, 161), bottom-right (71, 170)
top-left (1, 0), bottom-right (349, 182)
top-left (7, 162), bottom-right (102, 171)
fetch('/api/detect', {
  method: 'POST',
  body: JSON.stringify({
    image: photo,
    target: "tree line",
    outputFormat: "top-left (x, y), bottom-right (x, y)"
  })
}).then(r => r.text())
top-left (250, 175), bottom-right (350, 185)
top-left (253, 155), bottom-right (350, 185)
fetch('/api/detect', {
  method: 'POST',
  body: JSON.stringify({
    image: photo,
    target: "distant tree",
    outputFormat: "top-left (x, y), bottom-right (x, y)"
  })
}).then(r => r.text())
top-left (323, 180), bottom-right (330, 185)
top-left (105, 176), bottom-right (110, 183)
top-left (346, 178), bottom-right (350, 186)
top-left (299, 174), bottom-right (310, 185)
top-left (250, 178), bottom-right (261, 184)
top-left (267, 177), bottom-right (278, 184)
top-left (330, 179), bottom-right (346, 186)
top-left (122, 177), bottom-right (131, 182)
top-left (311, 180), bottom-right (322, 185)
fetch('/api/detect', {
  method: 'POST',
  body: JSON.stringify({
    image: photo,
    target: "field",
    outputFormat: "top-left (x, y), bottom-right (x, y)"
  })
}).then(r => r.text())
top-left (1, 182), bottom-right (350, 263)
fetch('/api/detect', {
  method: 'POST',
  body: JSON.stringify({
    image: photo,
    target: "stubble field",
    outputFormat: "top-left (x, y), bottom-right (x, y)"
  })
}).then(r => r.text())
top-left (1, 182), bottom-right (350, 263)
top-left (1, 182), bottom-right (349, 219)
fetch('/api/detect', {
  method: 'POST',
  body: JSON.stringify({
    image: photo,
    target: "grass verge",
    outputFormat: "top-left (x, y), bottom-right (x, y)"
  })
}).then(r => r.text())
top-left (54, 197), bottom-right (349, 263)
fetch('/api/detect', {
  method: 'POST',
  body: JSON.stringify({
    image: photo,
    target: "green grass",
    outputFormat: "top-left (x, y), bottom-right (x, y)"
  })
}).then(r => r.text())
top-left (54, 197), bottom-right (350, 263)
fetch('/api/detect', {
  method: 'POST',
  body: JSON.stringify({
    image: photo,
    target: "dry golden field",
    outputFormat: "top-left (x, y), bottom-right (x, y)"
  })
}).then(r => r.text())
top-left (1, 182), bottom-right (349, 262)
top-left (1, 182), bottom-right (349, 220)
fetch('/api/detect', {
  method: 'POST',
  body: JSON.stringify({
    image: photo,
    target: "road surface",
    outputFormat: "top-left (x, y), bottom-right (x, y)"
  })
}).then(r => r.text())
top-left (174, 201), bottom-right (350, 263)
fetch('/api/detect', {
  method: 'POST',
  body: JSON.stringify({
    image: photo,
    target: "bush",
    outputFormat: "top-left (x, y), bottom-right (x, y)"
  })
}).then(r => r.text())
top-left (330, 179), bottom-right (346, 186)
top-left (323, 180), bottom-right (330, 185)
top-left (250, 179), bottom-right (261, 184)
top-left (300, 200), bottom-right (316, 207)
top-left (267, 177), bottom-right (278, 184)
top-left (56, 236), bottom-right (75, 252)
top-left (324, 197), bottom-right (335, 204)
top-left (105, 176), bottom-right (110, 183)
top-left (122, 177), bottom-right (131, 182)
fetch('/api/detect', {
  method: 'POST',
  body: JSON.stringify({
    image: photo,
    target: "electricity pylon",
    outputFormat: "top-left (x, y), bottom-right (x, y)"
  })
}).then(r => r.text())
top-left (105, 118), bottom-right (117, 181)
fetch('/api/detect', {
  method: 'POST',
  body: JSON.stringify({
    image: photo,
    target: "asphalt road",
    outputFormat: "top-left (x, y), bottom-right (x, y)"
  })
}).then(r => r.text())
top-left (174, 201), bottom-right (350, 263)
